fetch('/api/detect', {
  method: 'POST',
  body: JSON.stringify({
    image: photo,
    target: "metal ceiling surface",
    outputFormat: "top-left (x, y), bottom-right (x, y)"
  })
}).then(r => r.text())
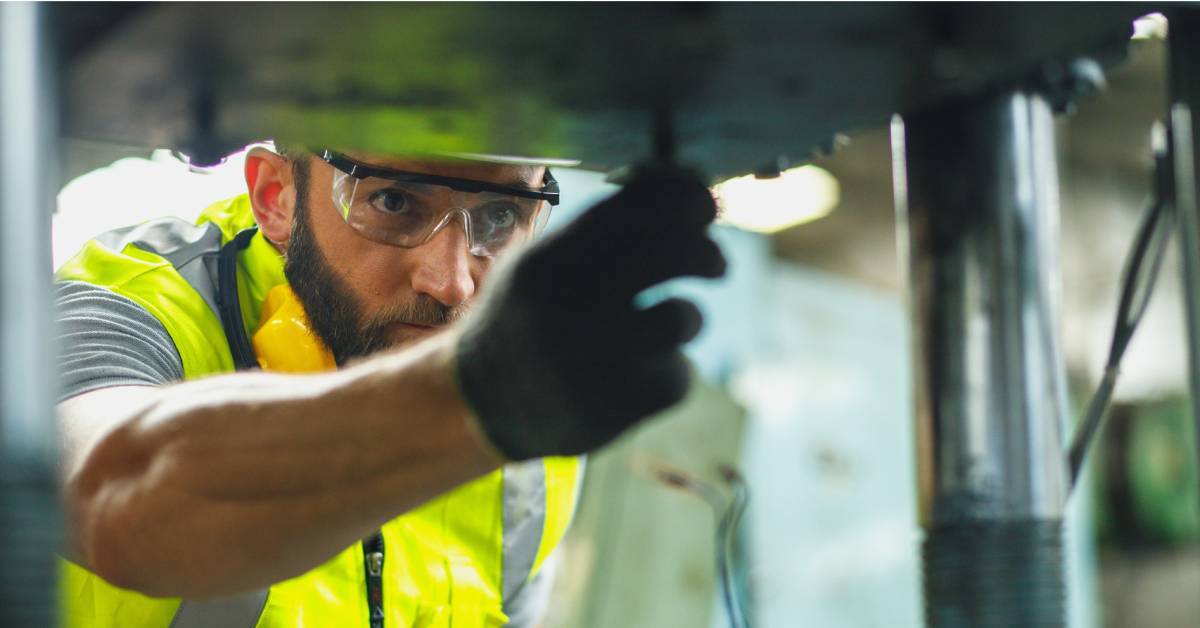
top-left (58, 2), bottom-right (1146, 179)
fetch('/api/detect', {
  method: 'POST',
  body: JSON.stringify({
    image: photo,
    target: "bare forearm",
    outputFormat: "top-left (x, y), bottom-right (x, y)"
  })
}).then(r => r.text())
top-left (64, 333), bottom-right (499, 597)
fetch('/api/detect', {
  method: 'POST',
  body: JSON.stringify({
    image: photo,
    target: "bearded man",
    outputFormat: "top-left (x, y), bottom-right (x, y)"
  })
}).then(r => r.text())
top-left (53, 145), bottom-right (724, 627)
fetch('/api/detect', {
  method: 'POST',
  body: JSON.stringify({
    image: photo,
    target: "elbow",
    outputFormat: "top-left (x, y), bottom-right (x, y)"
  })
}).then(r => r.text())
top-left (74, 470), bottom-right (189, 596)
top-left (81, 506), bottom-right (210, 597)
top-left (82, 504), bottom-right (245, 598)
top-left (69, 431), bottom-right (235, 598)
top-left (67, 424), bottom-right (159, 593)
top-left (60, 390), bottom-right (238, 597)
top-left (69, 469), bottom-right (146, 592)
top-left (80, 509), bottom-right (142, 592)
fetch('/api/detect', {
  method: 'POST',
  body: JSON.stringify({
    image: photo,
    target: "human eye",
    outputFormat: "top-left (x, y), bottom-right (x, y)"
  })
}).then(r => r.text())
top-left (367, 188), bottom-right (411, 214)
top-left (482, 202), bottom-right (520, 229)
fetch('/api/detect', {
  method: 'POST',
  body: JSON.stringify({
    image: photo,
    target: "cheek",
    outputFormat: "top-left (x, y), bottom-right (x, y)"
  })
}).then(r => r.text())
top-left (356, 252), bottom-right (409, 300)
top-left (473, 257), bottom-right (496, 292)
top-left (309, 200), bottom-right (410, 298)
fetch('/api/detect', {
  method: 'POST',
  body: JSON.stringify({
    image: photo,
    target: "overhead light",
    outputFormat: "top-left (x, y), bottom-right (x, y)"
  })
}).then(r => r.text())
top-left (713, 164), bottom-right (840, 233)
top-left (1132, 13), bottom-right (1167, 40)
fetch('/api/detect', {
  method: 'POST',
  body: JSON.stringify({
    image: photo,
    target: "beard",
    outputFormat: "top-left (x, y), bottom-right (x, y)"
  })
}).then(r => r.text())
top-left (283, 165), bottom-right (469, 365)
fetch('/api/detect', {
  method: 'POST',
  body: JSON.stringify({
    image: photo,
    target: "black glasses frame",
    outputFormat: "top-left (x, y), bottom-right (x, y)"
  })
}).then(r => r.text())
top-left (319, 150), bottom-right (560, 206)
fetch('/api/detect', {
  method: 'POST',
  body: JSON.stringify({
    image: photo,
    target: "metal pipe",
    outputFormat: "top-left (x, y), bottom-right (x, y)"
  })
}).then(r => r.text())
top-left (1167, 8), bottom-right (1200, 531)
top-left (0, 2), bottom-right (61, 626)
top-left (893, 89), bottom-right (1070, 627)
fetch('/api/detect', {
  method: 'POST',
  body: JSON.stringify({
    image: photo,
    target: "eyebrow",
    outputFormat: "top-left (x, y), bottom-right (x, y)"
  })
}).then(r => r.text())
top-left (500, 166), bottom-right (543, 190)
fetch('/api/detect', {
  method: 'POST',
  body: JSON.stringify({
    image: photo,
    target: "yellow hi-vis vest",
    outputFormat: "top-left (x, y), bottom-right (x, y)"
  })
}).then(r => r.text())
top-left (55, 195), bottom-right (582, 628)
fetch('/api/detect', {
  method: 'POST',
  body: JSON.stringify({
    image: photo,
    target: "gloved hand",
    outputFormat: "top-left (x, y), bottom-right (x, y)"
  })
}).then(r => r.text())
top-left (456, 165), bottom-right (726, 461)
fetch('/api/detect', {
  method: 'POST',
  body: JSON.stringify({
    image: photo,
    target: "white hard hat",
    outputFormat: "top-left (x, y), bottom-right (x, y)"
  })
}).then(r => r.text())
top-left (441, 152), bottom-right (581, 168)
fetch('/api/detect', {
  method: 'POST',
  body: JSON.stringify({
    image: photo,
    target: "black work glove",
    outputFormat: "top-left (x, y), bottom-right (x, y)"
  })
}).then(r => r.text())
top-left (456, 166), bottom-right (727, 461)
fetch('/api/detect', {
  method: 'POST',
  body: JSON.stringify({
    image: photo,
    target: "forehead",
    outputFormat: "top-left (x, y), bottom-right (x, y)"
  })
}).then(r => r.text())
top-left (341, 152), bottom-right (545, 189)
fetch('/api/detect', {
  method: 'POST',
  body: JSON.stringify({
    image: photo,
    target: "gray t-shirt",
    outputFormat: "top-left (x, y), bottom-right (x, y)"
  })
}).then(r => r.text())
top-left (55, 280), bottom-right (184, 402)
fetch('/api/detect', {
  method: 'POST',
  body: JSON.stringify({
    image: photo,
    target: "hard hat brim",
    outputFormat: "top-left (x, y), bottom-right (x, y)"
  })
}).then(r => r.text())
top-left (440, 152), bottom-right (581, 168)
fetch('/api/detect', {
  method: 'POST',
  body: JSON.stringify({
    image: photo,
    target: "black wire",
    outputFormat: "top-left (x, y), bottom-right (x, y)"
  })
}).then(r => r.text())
top-left (656, 466), bottom-right (751, 628)
top-left (715, 507), bottom-right (737, 628)
top-left (719, 467), bottom-right (750, 628)
top-left (1068, 192), bottom-right (1176, 489)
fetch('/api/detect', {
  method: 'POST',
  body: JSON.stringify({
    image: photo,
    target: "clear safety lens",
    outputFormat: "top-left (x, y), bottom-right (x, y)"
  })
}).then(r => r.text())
top-left (331, 170), bottom-right (552, 257)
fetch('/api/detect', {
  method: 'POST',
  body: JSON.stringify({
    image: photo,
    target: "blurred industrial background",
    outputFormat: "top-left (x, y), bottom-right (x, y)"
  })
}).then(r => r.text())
top-left (542, 27), bottom-right (1200, 628)
top-left (0, 3), bottom-right (1195, 627)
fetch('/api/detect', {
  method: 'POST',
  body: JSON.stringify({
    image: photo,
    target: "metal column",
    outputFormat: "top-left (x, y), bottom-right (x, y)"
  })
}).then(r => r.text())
top-left (893, 90), bottom-right (1071, 627)
top-left (0, 2), bottom-right (61, 626)
top-left (1167, 9), bottom-right (1200, 526)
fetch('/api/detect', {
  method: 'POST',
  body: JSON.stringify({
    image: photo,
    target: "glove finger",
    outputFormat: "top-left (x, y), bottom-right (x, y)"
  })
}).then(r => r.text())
top-left (589, 234), bottom-right (727, 298)
top-left (563, 170), bottom-right (717, 245)
top-left (504, 351), bottom-right (692, 457)
top-left (603, 351), bottom-right (693, 423)
top-left (561, 297), bottom-right (702, 359)
top-left (629, 297), bottom-right (704, 354)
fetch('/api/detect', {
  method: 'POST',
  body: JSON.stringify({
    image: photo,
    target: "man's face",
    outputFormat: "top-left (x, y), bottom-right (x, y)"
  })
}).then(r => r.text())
top-left (284, 153), bottom-right (546, 365)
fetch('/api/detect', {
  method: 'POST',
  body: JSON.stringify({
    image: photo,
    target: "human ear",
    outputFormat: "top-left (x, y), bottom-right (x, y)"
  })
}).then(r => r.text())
top-left (244, 146), bottom-right (298, 251)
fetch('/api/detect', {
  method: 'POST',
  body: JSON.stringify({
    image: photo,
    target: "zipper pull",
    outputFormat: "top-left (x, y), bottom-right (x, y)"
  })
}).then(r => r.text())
top-left (366, 551), bottom-right (384, 577)
top-left (363, 531), bottom-right (385, 628)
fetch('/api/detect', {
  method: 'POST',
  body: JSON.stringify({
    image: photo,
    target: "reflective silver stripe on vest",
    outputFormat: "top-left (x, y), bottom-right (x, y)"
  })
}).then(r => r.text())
top-left (95, 218), bottom-right (224, 317)
top-left (501, 459), bottom-right (547, 612)
top-left (168, 588), bottom-right (269, 628)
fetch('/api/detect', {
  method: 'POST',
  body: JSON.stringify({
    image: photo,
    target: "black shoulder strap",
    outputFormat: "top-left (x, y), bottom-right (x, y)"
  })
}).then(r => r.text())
top-left (217, 227), bottom-right (260, 371)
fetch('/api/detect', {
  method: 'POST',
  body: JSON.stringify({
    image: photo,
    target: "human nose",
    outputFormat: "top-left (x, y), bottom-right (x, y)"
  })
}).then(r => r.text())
top-left (410, 212), bottom-right (477, 308)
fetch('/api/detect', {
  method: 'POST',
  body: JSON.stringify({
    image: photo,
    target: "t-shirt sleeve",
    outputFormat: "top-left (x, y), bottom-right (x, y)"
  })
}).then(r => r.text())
top-left (55, 281), bottom-right (185, 402)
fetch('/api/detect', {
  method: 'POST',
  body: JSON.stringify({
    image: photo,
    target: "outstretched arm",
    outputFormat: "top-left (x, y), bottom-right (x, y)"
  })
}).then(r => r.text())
top-left (60, 332), bottom-right (497, 598)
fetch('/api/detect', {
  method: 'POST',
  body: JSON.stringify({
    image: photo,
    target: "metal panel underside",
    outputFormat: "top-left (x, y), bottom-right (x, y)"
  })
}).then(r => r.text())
top-left (57, 2), bottom-right (1145, 178)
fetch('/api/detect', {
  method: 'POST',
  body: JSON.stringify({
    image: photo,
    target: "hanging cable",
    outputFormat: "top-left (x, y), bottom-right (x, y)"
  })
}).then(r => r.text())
top-left (1068, 121), bottom-right (1176, 489)
top-left (717, 465), bottom-right (749, 628)
top-left (656, 464), bottom-right (751, 628)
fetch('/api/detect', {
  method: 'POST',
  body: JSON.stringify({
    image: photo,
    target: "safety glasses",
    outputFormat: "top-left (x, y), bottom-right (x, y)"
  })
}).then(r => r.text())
top-left (319, 150), bottom-right (559, 257)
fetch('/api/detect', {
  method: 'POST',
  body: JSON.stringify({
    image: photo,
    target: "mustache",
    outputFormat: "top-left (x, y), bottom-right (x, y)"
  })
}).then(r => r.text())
top-left (363, 295), bottom-right (471, 330)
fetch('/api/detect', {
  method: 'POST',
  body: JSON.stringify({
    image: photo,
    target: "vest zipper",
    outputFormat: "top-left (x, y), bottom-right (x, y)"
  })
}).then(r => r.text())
top-left (363, 531), bottom-right (385, 628)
